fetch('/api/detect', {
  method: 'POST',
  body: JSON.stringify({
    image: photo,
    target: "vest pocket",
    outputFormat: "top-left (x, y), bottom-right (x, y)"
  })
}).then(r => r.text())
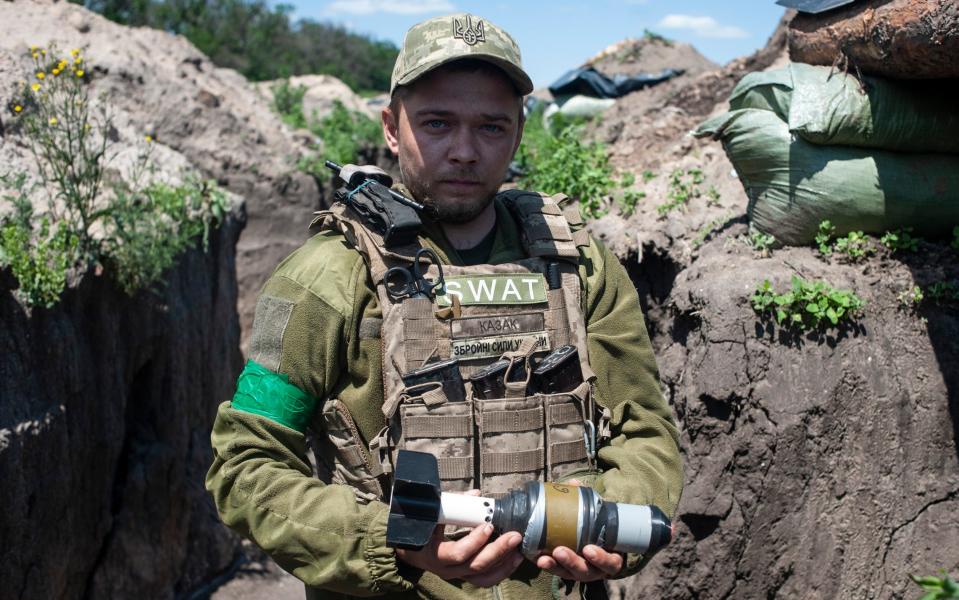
top-left (476, 395), bottom-right (546, 494)
top-left (396, 383), bottom-right (476, 492)
top-left (321, 399), bottom-right (384, 504)
top-left (544, 382), bottom-right (597, 482)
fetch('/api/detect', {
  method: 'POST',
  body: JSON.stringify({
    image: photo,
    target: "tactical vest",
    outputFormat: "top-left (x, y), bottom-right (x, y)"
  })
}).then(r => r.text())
top-left (311, 190), bottom-right (610, 502)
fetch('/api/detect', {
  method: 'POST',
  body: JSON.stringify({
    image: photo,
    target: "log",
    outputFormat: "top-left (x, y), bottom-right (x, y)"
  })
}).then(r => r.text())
top-left (789, 0), bottom-right (959, 79)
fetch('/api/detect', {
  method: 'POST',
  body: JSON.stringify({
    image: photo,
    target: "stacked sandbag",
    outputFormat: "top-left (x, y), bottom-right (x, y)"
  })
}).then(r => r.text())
top-left (693, 62), bottom-right (959, 245)
top-left (789, 0), bottom-right (959, 80)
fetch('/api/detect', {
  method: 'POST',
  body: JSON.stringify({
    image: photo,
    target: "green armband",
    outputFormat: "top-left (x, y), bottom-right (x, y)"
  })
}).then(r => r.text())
top-left (231, 360), bottom-right (317, 432)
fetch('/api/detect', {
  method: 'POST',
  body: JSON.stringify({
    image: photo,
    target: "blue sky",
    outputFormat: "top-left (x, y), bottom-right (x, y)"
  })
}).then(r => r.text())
top-left (282, 0), bottom-right (787, 88)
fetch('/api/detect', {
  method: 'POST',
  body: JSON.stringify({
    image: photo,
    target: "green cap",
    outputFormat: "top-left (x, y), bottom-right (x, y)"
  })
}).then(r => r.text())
top-left (391, 13), bottom-right (534, 96)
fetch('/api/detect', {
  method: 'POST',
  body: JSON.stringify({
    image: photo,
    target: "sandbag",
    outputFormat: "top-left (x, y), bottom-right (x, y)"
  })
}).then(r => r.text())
top-left (789, 0), bottom-right (959, 80)
top-left (729, 63), bottom-right (959, 154)
top-left (693, 108), bottom-right (959, 245)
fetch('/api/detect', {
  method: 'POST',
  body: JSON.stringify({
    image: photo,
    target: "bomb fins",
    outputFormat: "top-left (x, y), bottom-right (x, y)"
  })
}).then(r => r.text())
top-left (386, 450), bottom-right (673, 557)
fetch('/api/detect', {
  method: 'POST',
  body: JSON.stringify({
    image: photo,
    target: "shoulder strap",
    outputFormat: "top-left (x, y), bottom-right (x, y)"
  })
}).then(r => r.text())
top-left (498, 189), bottom-right (590, 259)
top-left (310, 203), bottom-right (422, 284)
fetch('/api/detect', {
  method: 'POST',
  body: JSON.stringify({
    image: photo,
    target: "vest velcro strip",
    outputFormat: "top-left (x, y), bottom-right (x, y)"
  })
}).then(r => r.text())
top-left (482, 408), bottom-right (544, 433)
top-left (550, 439), bottom-right (588, 464)
top-left (402, 415), bottom-right (472, 438)
top-left (549, 403), bottom-right (583, 426)
top-left (482, 448), bottom-right (544, 474)
top-left (438, 455), bottom-right (474, 480)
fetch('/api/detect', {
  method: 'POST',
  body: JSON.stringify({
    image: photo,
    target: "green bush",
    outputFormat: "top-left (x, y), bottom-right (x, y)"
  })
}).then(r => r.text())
top-left (103, 179), bottom-right (228, 295)
top-left (751, 276), bottom-right (865, 331)
top-left (516, 107), bottom-right (638, 219)
top-left (271, 79), bottom-right (308, 130)
top-left (2, 45), bottom-right (228, 306)
top-left (314, 100), bottom-right (382, 167)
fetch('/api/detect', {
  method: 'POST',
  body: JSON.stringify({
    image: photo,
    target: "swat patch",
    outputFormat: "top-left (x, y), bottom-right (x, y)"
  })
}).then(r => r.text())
top-left (451, 313), bottom-right (545, 339)
top-left (450, 332), bottom-right (550, 361)
top-left (436, 274), bottom-right (547, 307)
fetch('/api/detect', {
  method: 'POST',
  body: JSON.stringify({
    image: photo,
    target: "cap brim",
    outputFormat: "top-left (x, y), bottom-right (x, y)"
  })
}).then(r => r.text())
top-left (394, 54), bottom-right (534, 96)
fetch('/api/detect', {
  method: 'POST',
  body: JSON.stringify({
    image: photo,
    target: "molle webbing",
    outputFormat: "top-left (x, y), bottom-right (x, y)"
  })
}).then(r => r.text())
top-left (313, 190), bottom-right (603, 499)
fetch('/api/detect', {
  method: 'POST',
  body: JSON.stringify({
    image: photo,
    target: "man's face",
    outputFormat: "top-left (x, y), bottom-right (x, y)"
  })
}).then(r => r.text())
top-left (382, 66), bottom-right (524, 223)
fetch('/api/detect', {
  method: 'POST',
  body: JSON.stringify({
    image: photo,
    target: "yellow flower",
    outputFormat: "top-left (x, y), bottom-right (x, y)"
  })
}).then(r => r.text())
top-left (32, 52), bottom-right (39, 59)
top-left (31, 83), bottom-right (41, 92)
top-left (49, 117), bottom-right (58, 125)
top-left (52, 68), bottom-right (60, 76)
top-left (40, 49), bottom-right (46, 55)
top-left (75, 57), bottom-right (83, 65)
top-left (145, 135), bottom-right (153, 143)
top-left (84, 123), bottom-right (91, 131)
top-left (75, 69), bottom-right (84, 78)
top-left (36, 71), bottom-right (45, 80)
top-left (30, 45), bottom-right (38, 51)
top-left (14, 105), bottom-right (23, 113)
top-left (70, 49), bottom-right (80, 57)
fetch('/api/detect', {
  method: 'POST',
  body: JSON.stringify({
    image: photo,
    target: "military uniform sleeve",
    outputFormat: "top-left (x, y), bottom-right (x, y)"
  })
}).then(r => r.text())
top-left (205, 233), bottom-right (413, 595)
top-left (580, 237), bottom-right (683, 578)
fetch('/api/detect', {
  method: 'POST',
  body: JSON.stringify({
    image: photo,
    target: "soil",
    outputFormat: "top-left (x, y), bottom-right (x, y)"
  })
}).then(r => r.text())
top-left (2, 3), bottom-right (957, 599)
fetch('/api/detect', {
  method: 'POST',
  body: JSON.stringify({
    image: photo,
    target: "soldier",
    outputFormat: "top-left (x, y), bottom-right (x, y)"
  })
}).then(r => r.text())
top-left (206, 12), bottom-right (683, 600)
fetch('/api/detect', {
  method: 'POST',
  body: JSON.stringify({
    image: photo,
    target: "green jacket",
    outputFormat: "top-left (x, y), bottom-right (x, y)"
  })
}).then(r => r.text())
top-left (206, 197), bottom-right (683, 599)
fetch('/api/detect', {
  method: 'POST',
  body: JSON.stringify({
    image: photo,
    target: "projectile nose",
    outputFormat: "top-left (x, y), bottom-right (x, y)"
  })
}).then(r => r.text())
top-left (648, 506), bottom-right (673, 552)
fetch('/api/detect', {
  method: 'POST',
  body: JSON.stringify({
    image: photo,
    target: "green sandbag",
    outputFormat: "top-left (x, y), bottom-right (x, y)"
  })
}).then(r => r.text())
top-left (693, 108), bottom-right (959, 245)
top-left (728, 63), bottom-right (959, 154)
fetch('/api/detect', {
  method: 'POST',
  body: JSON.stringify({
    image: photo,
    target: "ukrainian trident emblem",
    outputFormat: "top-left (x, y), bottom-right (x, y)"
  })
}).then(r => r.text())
top-left (453, 15), bottom-right (485, 46)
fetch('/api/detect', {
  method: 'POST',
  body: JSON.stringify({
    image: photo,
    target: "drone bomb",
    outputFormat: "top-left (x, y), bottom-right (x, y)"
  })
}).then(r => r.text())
top-left (386, 450), bottom-right (673, 559)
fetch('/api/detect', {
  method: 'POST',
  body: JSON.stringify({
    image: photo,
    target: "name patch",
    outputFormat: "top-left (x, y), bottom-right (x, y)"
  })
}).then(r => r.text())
top-left (436, 274), bottom-right (547, 307)
top-left (451, 332), bottom-right (551, 361)
top-left (451, 313), bottom-right (545, 339)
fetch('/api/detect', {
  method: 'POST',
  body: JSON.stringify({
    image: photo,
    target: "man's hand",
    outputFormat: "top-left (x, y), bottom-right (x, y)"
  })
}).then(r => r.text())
top-left (535, 544), bottom-right (623, 582)
top-left (395, 523), bottom-right (524, 588)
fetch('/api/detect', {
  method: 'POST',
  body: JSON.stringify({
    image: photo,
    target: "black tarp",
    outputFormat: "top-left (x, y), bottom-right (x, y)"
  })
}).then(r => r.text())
top-left (547, 66), bottom-right (684, 99)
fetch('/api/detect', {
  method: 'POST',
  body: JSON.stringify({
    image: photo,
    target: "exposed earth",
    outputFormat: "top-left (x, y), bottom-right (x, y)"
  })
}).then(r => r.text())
top-left (1, 3), bottom-right (956, 600)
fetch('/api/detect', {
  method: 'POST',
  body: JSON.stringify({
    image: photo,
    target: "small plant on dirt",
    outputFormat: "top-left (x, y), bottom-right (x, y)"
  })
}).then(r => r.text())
top-left (815, 220), bottom-right (836, 255)
top-left (692, 214), bottom-right (730, 249)
top-left (616, 172), bottom-right (646, 217)
top-left (833, 230), bottom-right (874, 261)
top-left (642, 169), bottom-right (656, 183)
top-left (751, 276), bottom-right (865, 331)
top-left (657, 167), bottom-right (704, 216)
top-left (880, 228), bottom-right (921, 252)
top-left (910, 572), bottom-right (959, 600)
top-left (2, 44), bottom-right (228, 306)
top-left (745, 230), bottom-right (777, 257)
top-left (897, 285), bottom-right (924, 310)
top-left (271, 79), bottom-right (308, 130)
top-left (706, 185), bottom-right (721, 206)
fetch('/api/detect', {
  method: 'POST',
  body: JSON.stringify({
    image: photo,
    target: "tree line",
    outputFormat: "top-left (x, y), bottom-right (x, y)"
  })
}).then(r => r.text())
top-left (71, 0), bottom-right (398, 92)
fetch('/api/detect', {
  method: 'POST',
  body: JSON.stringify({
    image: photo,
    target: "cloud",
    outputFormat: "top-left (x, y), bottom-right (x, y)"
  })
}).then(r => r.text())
top-left (657, 14), bottom-right (749, 39)
top-left (326, 0), bottom-right (456, 15)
